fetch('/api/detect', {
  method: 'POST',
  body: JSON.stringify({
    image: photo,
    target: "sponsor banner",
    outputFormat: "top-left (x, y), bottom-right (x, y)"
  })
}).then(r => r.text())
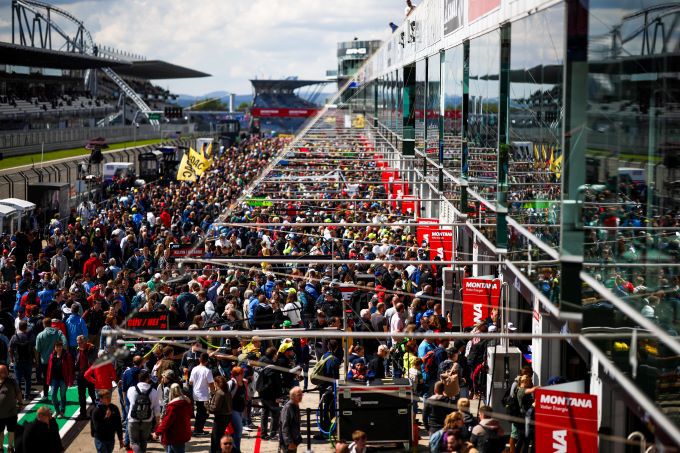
top-left (461, 277), bottom-right (501, 328)
top-left (339, 285), bottom-right (357, 301)
top-left (444, 0), bottom-right (463, 35)
top-left (391, 180), bottom-right (410, 209)
top-left (251, 108), bottom-right (318, 118)
top-left (416, 217), bottom-right (439, 246)
top-left (126, 312), bottom-right (168, 330)
top-left (169, 243), bottom-right (204, 258)
top-left (381, 168), bottom-right (398, 192)
top-left (535, 389), bottom-right (598, 453)
top-left (401, 195), bottom-right (417, 215)
top-left (429, 228), bottom-right (454, 262)
top-left (469, 0), bottom-right (500, 21)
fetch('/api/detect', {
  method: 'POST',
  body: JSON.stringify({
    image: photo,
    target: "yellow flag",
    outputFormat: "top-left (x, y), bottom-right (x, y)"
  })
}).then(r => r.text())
top-left (188, 148), bottom-right (210, 176)
top-left (541, 144), bottom-right (547, 162)
top-left (549, 147), bottom-right (555, 171)
top-left (202, 143), bottom-right (214, 171)
top-left (176, 153), bottom-right (196, 181)
top-left (553, 153), bottom-right (563, 179)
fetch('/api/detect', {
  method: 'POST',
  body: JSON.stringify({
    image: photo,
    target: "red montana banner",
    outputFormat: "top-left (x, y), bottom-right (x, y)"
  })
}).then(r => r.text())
top-left (429, 228), bottom-right (454, 262)
top-left (339, 285), bottom-right (357, 301)
top-left (251, 108), bottom-right (318, 118)
top-left (535, 389), bottom-right (598, 453)
top-left (461, 277), bottom-right (501, 328)
top-left (416, 217), bottom-right (439, 246)
top-left (381, 168), bottom-right (398, 192)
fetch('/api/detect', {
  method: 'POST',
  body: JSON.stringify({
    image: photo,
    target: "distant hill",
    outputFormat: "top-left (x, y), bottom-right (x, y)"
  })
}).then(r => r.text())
top-left (177, 90), bottom-right (338, 108)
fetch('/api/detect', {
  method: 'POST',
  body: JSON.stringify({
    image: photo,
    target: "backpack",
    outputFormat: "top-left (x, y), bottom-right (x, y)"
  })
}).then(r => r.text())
top-left (422, 350), bottom-right (437, 377)
top-left (13, 334), bottom-right (33, 363)
top-left (502, 384), bottom-right (521, 417)
top-left (310, 353), bottom-right (335, 386)
top-left (475, 425), bottom-right (504, 453)
top-left (254, 303), bottom-right (274, 328)
top-left (130, 384), bottom-right (153, 420)
top-left (253, 364), bottom-right (274, 394)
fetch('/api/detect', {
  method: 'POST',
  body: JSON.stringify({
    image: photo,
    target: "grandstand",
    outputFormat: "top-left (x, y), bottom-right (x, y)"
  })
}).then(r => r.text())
top-left (0, 1), bottom-right (210, 154)
top-left (250, 78), bottom-right (330, 134)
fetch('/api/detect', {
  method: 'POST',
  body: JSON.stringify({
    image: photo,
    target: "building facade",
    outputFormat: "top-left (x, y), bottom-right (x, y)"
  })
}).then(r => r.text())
top-left (348, 0), bottom-right (680, 449)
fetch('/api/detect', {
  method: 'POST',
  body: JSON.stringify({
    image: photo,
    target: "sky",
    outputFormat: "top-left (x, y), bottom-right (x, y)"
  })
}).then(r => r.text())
top-left (0, 0), bottom-right (405, 96)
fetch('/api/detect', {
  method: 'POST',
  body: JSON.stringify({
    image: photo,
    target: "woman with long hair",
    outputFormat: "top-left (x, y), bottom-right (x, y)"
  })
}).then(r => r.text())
top-left (227, 366), bottom-right (247, 451)
top-left (45, 340), bottom-right (74, 418)
top-left (153, 383), bottom-right (192, 453)
top-left (210, 375), bottom-right (232, 453)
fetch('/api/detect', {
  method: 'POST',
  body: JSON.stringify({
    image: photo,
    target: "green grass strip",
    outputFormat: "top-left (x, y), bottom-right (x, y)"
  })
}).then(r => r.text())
top-left (0, 138), bottom-right (167, 171)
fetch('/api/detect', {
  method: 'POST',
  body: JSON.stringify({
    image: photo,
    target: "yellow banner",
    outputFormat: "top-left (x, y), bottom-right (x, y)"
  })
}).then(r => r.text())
top-left (188, 147), bottom-right (210, 176)
top-left (176, 153), bottom-right (197, 181)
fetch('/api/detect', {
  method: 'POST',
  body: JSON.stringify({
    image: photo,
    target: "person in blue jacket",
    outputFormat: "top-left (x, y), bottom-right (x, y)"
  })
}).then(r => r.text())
top-left (65, 302), bottom-right (88, 359)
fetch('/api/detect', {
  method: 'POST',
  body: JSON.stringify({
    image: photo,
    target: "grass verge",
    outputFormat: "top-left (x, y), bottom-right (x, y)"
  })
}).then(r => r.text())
top-left (0, 138), bottom-right (167, 171)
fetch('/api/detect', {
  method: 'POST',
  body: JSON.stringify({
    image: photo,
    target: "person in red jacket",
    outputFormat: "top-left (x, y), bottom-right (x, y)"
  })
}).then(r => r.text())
top-left (152, 383), bottom-right (193, 453)
top-left (84, 350), bottom-right (118, 393)
top-left (46, 340), bottom-right (74, 418)
top-left (83, 252), bottom-right (102, 280)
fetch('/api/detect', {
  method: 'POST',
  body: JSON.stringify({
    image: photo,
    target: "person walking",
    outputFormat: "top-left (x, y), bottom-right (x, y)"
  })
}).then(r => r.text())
top-left (75, 334), bottom-right (97, 419)
top-left (126, 369), bottom-right (160, 453)
top-left (279, 386), bottom-right (303, 452)
top-left (22, 406), bottom-right (64, 453)
top-left (209, 375), bottom-right (232, 453)
top-left (188, 352), bottom-right (214, 436)
top-left (259, 346), bottom-right (282, 441)
top-left (45, 340), bottom-right (74, 418)
top-left (64, 302), bottom-right (88, 359)
top-left (84, 350), bottom-right (118, 394)
top-left (35, 318), bottom-right (66, 399)
top-left (0, 364), bottom-right (24, 453)
top-left (227, 366), bottom-right (247, 451)
top-left (8, 320), bottom-right (34, 401)
top-left (90, 389), bottom-right (124, 453)
top-left (153, 383), bottom-right (192, 453)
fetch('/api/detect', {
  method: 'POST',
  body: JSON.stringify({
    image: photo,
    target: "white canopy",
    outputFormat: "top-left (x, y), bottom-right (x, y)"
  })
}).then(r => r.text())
top-left (0, 198), bottom-right (36, 213)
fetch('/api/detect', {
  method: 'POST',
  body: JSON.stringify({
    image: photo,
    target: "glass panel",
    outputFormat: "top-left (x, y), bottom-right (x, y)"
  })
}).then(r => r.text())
top-left (508, 4), bottom-right (565, 234)
top-left (415, 59), bottom-right (427, 151)
top-left (426, 53), bottom-right (441, 160)
top-left (444, 45), bottom-right (464, 177)
top-left (468, 30), bottom-right (500, 150)
top-left (583, 0), bottom-right (680, 431)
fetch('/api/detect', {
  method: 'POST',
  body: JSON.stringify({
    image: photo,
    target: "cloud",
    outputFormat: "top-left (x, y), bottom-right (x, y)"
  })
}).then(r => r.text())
top-left (0, 0), bottom-right (404, 95)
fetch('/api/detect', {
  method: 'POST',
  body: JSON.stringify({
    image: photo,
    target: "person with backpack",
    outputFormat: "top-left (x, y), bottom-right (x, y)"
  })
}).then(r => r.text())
top-left (457, 398), bottom-right (478, 441)
top-left (208, 375), bottom-right (232, 453)
top-left (126, 369), bottom-right (160, 453)
top-left (9, 320), bottom-right (34, 401)
top-left (470, 405), bottom-right (505, 453)
top-left (152, 383), bottom-right (192, 453)
top-left (252, 295), bottom-right (274, 330)
top-left (189, 352), bottom-right (215, 436)
top-left (35, 318), bottom-right (66, 399)
top-left (45, 340), bottom-right (73, 418)
top-left (258, 347), bottom-right (281, 441)
top-left (310, 339), bottom-right (341, 397)
top-left (512, 375), bottom-right (537, 453)
top-left (90, 389), bottom-right (124, 453)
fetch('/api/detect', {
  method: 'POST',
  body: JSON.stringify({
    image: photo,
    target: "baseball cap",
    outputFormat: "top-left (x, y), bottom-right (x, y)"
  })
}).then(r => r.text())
top-left (278, 342), bottom-right (294, 353)
top-left (360, 309), bottom-right (370, 318)
top-left (154, 273), bottom-right (162, 279)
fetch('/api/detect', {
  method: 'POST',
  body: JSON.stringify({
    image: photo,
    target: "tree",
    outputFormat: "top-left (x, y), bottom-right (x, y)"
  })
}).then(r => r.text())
top-left (236, 102), bottom-right (250, 112)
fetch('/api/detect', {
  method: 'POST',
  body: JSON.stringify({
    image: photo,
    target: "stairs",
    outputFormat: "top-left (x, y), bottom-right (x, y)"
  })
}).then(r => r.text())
top-left (100, 67), bottom-right (159, 127)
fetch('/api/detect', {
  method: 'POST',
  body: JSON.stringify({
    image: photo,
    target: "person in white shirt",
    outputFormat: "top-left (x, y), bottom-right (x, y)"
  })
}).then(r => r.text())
top-left (126, 369), bottom-right (160, 453)
top-left (283, 291), bottom-right (302, 326)
top-left (189, 352), bottom-right (215, 435)
top-left (390, 302), bottom-right (407, 345)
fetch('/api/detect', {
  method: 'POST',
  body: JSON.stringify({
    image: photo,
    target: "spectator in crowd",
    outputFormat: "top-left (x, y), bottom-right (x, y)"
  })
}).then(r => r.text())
top-left (0, 364), bottom-right (23, 453)
top-left (46, 340), bottom-right (73, 418)
top-left (9, 320), bottom-right (34, 401)
top-left (279, 386), bottom-right (303, 452)
top-left (457, 398), bottom-right (478, 441)
top-left (126, 369), bottom-right (160, 453)
top-left (75, 334), bottom-right (97, 419)
top-left (348, 430), bottom-right (368, 453)
top-left (259, 346), bottom-right (281, 441)
top-left (210, 375), bottom-right (233, 453)
top-left (227, 366), bottom-right (248, 451)
top-left (153, 383), bottom-right (192, 453)
top-left (189, 352), bottom-right (214, 436)
top-left (220, 434), bottom-right (234, 453)
top-left (35, 318), bottom-right (66, 399)
top-left (22, 405), bottom-right (64, 453)
top-left (84, 350), bottom-right (118, 394)
top-left (90, 389), bottom-right (124, 453)
top-left (423, 381), bottom-right (451, 435)
top-left (470, 405), bottom-right (504, 453)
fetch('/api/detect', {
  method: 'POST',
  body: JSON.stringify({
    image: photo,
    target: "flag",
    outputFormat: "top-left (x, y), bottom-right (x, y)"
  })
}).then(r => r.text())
top-left (176, 153), bottom-right (196, 181)
top-left (541, 143), bottom-right (547, 162)
top-left (189, 147), bottom-right (210, 176)
top-left (553, 153), bottom-right (563, 179)
top-left (548, 147), bottom-right (555, 171)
